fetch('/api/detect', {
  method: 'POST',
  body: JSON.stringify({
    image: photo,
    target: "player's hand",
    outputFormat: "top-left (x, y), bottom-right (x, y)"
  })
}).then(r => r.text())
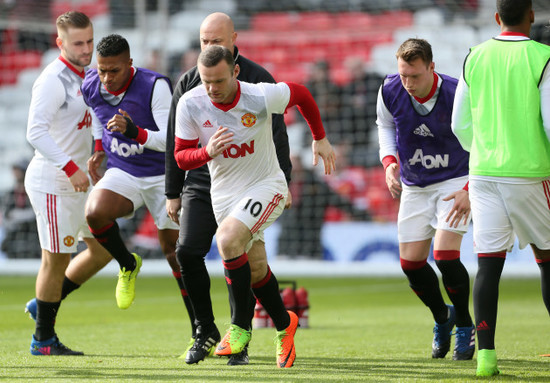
top-left (87, 151), bottom-right (106, 185)
top-left (385, 163), bottom-right (402, 199)
top-left (206, 126), bottom-right (234, 158)
top-left (69, 168), bottom-right (90, 193)
top-left (285, 190), bottom-right (292, 209)
top-left (312, 137), bottom-right (336, 175)
top-left (106, 109), bottom-right (132, 134)
top-left (166, 198), bottom-right (181, 224)
top-left (444, 189), bottom-right (470, 228)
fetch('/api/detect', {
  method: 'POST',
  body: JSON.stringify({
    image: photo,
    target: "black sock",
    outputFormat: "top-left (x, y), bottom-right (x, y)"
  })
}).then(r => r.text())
top-left (35, 299), bottom-right (60, 341)
top-left (245, 290), bottom-right (256, 331)
top-left (89, 221), bottom-right (135, 270)
top-left (60, 277), bottom-right (80, 300)
top-left (252, 267), bottom-right (290, 331)
top-left (223, 253), bottom-right (251, 329)
top-left (537, 259), bottom-right (550, 314)
top-left (177, 248), bottom-right (215, 332)
top-left (401, 258), bottom-right (448, 323)
top-left (173, 270), bottom-right (197, 337)
top-left (435, 251), bottom-right (472, 327)
top-left (474, 254), bottom-right (505, 350)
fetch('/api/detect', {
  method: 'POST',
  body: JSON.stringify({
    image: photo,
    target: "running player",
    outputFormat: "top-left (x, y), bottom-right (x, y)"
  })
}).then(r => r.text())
top-left (377, 38), bottom-right (475, 360)
top-left (174, 45), bottom-right (335, 368)
top-left (24, 11), bottom-right (112, 355)
top-left (81, 34), bottom-right (180, 310)
top-left (165, 12), bottom-right (292, 365)
top-left (451, 0), bottom-right (550, 376)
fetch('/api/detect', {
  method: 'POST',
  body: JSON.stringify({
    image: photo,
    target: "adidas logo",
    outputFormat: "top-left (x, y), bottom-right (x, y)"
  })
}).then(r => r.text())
top-left (203, 120), bottom-right (213, 128)
top-left (477, 320), bottom-right (490, 331)
top-left (413, 123), bottom-right (434, 137)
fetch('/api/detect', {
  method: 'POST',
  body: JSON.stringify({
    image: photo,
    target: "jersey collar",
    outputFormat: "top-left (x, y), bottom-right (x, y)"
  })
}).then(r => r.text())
top-left (59, 56), bottom-right (85, 78)
top-left (212, 81), bottom-right (241, 112)
top-left (414, 72), bottom-right (438, 104)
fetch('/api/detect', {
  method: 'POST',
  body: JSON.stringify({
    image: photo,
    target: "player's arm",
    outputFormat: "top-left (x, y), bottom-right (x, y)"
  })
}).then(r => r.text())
top-left (376, 85), bottom-right (401, 199)
top-left (165, 71), bottom-right (199, 199)
top-left (540, 61), bottom-right (550, 142)
top-left (27, 76), bottom-right (89, 192)
top-left (283, 82), bottom-right (336, 175)
top-left (451, 73), bottom-right (473, 151)
top-left (106, 78), bottom-right (172, 152)
top-left (88, 110), bottom-right (105, 185)
top-left (256, 68), bottom-right (293, 185)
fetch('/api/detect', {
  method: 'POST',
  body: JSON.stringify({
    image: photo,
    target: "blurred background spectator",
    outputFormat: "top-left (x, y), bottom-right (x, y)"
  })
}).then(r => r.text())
top-left (0, 159), bottom-right (40, 258)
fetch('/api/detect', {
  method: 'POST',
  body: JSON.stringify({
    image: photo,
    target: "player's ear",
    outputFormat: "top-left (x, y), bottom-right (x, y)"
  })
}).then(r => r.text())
top-left (234, 63), bottom-right (240, 78)
top-left (56, 36), bottom-right (63, 49)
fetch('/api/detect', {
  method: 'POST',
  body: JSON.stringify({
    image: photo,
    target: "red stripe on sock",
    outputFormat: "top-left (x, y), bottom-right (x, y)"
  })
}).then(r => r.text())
top-left (400, 258), bottom-right (427, 270)
top-left (223, 253), bottom-right (249, 270)
top-left (252, 266), bottom-right (272, 289)
top-left (89, 222), bottom-right (114, 236)
top-left (536, 257), bottom-right (550, 264)
top-left (172, 270), bottom-right (182, 279)
top-left (433, 250), bottom-right (460, 261)
top-left (478, 252), bottom-right (506, 259)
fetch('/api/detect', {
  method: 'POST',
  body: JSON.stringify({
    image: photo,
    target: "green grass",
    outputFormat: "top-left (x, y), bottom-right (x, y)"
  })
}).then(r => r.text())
top-left (1, 275), bottom-right (549, 382)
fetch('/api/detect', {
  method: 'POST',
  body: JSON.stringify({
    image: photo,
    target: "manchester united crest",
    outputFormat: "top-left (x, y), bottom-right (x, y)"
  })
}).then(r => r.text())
top-left (241, 113), bottom-right (257, 128)
top-left (63, 236), bottom-right (75, 247)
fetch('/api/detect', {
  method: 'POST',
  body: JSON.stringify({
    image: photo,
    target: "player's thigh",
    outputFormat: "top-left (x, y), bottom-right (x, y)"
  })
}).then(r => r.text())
top-left (501, 180), bottom-right (550, 250)
top-left (398, 185), bottom-right (437, 243)
top-left (27, 189), bottom-right (89, 254)
top-left (469, 179), bottom-right (515, 253)
top-left (92, 167), bottom-right (143, 218)
top-left (140, 175), bottom-right (179, 231)
top-left (178, 188), bottom-right (218, 254)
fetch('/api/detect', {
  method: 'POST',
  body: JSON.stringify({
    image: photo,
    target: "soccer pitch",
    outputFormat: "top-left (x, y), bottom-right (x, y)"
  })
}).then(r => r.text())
top-left (1, 275), bottom-right (549, 382)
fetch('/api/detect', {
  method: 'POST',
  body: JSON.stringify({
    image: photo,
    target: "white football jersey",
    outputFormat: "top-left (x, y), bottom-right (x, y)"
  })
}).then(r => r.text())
top-left (25, 58), bottom-right (93, 194)
top-left (175, 81), bottom-right (289, 211)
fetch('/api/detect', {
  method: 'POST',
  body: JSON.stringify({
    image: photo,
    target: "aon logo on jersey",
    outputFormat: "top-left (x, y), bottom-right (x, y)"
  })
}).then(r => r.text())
top-left (408, 149), bottom-right (449, 169)
top-left (110, 137), bottom-right (144, 157)
top-left (223, 140), bottom-right (255, 159)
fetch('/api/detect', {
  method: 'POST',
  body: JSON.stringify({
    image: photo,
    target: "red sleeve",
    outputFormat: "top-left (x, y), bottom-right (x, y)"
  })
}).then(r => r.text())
top-left (135, 126), bottom-right (148, 145)
top-left (382, 155), bottom-right (397, 171)
top-left (94, 139), bottom-right (104, 152)
top-left (62, 160), bottom-right (79, 177)
top-left (174, 137), bottom-right (211, 170)
top-left (285, 82), bottom-right (326, 140)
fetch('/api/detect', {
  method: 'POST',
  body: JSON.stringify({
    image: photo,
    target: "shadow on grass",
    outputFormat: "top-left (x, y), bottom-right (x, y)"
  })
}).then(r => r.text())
top-left (2, 356), bottom-right (550, 381)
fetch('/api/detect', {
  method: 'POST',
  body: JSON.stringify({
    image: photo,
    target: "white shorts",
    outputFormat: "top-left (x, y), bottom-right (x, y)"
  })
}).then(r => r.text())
top-left (470, 178), bottom-right (550, 253)
top-left (398, 176), bottom-right (470, 243)
top-left (215, 183), bottom-right (286, 253)
top-left (94, 167), bottom-right (178, 230)
top-left (27, 189), bottom-right (93, 253)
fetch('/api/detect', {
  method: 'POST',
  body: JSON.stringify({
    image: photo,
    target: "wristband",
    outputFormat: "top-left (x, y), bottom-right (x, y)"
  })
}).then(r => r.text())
top-left (123, 116), bottom-right (138, 139)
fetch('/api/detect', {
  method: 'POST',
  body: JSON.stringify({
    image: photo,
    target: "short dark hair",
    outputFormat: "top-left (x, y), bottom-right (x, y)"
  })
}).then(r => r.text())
top-left (497, 0), bottom-right (532, 26)
top-left (96, 34), bottom-right (130, 57)
top-left (396, 38), bottom-right (433, 66)
top-left (198, 45), bottom-right (234, 71)
top-left (56, 11), bottom-right (91, 33)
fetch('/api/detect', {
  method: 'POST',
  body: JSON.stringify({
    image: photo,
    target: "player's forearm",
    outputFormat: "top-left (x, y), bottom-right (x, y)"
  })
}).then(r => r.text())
top-left (26, 125), bottom-right (73, 170)
top-left (286, 82), bottom-right (326, 140)
top-left (174, 137), bottom-right (211, 170)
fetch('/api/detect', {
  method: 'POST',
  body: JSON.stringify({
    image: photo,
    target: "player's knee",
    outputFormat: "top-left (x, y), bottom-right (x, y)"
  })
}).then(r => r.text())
top-left (215, 231), bottom-right (242, 260)
top-left (176, 244), bottom-right (207, 272)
